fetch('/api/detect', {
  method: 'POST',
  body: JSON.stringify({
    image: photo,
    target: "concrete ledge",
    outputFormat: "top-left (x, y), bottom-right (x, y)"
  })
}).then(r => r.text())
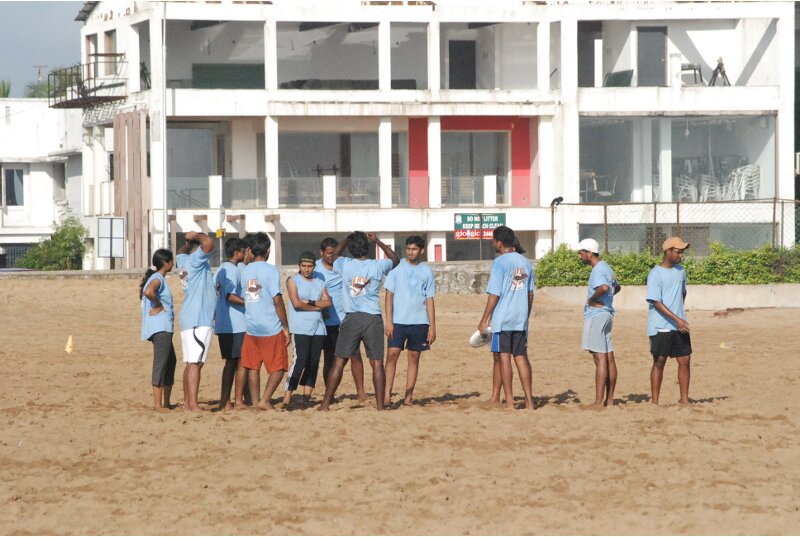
top-left (538, 284), bottom-right (800, 310)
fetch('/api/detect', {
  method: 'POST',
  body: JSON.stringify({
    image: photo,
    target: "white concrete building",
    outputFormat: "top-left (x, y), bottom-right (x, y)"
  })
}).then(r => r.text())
top-left (0, 99), bottom-right (83, 267)
top-left (61, 0), bottom-right (795, 268)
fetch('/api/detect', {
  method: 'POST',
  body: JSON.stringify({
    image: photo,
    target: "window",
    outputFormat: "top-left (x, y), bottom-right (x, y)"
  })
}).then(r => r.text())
top-left (4, 169), bottom-right (24, 206)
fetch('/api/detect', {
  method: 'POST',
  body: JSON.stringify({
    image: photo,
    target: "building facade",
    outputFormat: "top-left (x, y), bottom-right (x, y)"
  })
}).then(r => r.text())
top-left (64, 0), bottom-right (795, 268)
top-left (0, 99), bottom-right (83, 267)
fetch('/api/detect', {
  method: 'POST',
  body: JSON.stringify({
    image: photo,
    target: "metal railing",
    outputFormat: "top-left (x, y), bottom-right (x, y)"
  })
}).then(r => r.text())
top-left (336, 177), bottom-right (379, 206)
top-left (48, 56), bottom-right (127, 109)
top-left (167, 177), bottom-right (209, 209)
top-left (223, 177), bottom-right (266, 209)
top-left (279, 176), bottom-right (323, 207)
top-left (551, 199), bottom-right (798, 256)
top-left (441, 175), bottom-right (483, 206)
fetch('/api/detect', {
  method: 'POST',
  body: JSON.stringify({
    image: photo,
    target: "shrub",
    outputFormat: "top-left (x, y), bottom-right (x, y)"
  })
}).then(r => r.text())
top-left (17, 217), bottom-right (88, 271)
top-left (535, 242), bottom-right (800, 287)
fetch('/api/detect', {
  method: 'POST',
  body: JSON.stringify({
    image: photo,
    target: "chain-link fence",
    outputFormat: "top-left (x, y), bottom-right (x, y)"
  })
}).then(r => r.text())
top-left (551, 199), bottom-right (798, 256)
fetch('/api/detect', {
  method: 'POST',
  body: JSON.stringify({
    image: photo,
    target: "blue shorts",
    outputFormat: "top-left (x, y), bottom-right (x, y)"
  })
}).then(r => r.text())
top-left (387, 323), bottom-right (430, 352)
top-left (491, 331), bottom-right (528, 356)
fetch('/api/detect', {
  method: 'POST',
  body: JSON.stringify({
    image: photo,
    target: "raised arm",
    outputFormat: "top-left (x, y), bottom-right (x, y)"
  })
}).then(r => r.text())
top-left (367, 232), bottom-right (400, 267)
top-left (185, 231), bottom-right (214, 254)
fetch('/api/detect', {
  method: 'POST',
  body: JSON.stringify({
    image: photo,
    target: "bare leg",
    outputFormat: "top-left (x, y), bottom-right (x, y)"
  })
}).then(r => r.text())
top-left (319, 357), bottom-right (347, 411)
top-left (282, 390), bottom-right (293, 406)
top-left (163, 385), bottom-right (172, 409)
top-left (247, 368), bottom-right (261, 410)
top-left (650, 356), bottom-right (667, 405)
top-left (369, 359), bottom-right (386, 411)
top-left (258, 371), bottom-right (285, 411)
top-left (183, 363), bottom-right (204, 412)
top-left (350, 353), bottom-right (367, 402)
top-left (606, 351), bottom-right (618, 406)
top-left (676, 355), bottom-right (691, 404)
top-left (303, 385), bottom-right (314, 400)
top-left (591, 352), bottom-right (609, 408)
top-left (487, 352), bottom-right (501, 403)
top-left (513, 354), bottom-right (534, 410)
top-left (219, 358), bottom-right (238, 410)
top-left (404, 351), bottom-right (421, 405)
top-left (234, 362), bottom-right (249, 408)
top-left (498, 353), bottom-right (515, 410)
top-left (384, 347), bottom-right (402, 403)
top-left (152, 386), bottom-right (165, 411)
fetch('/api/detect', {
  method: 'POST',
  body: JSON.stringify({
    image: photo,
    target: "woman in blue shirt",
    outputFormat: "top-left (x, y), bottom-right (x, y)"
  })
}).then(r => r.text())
top-left (140, 249), bottom-right (176, 411)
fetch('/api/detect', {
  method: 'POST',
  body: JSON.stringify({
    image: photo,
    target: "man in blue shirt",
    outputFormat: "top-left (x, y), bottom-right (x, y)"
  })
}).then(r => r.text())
top-left (178, 231), bottom-right (216, 413)
top-left (316, 237), bottom-right (367, 402)
top-left (214, 237), bottom-right (246, 411)
top-left (384, 235), bottom-right (436, 406)
top-left (477, 226), bottom-right (534, 410)
top-left (319, 231), bottom-right (400, 411)
top-left (647, 237), bottom-right (692, 405)
top-left (579, 238), bottom-right (621, 409)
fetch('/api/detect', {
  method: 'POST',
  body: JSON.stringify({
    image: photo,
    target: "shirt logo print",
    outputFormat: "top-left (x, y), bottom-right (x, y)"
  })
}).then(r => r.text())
top-left (246, 279), bottom-right (262, 302)
top-left (511, 267), bottom-right (528, 291)
top-left (179, 266), bottom-right (189, 290)
top-left (349, 276), bottom-right (370, 297)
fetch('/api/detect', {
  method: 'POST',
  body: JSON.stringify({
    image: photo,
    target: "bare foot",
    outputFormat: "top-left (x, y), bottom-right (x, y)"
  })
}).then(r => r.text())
top-left (357, 393), bottom-right (368, 403)
top-left (317, 404), bottom-right (330, 412)
top-left (234, 401), bottom-right (249, 410)
top-left (679, 399), bottom-right (690, 406)
top-left (403, 398), bottom-right (413, 406)
top-left (282, 394), bottom-right (291, 407)
top-left (484, 397), bottom-right (501, 404)
top-left (504, 403), bottom-right (516, 411)
top-left (582, 402), bottom-right (605, 410)
top-left (154, 406), bottom-right (169, 413)
top-left (219, 401), bottom-right (234, 412)
top-left (184, 405), bottom-right (205, 413)
top-left (257, 400), bottom-right (275, 411)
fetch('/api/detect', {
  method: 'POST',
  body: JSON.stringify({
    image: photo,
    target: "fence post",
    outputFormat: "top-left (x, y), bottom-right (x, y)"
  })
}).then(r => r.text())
top-left (652, 201), bottom-right (658, 256)
top-left (603, 204), bottom-right (609, 254)
top-left (772, 197), bottom-right (778, 249)
top-left (550, 203), bottom-right (555, 253)
top-left (780, 200), bottom-right (784, 249)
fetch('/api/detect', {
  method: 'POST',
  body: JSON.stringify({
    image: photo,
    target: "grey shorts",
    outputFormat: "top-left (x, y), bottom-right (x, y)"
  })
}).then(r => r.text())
top-left (149, 331), bottom-right (177, 387)
top-left (582, 311), bottom-right (614, 354)
top-left (335, 312), bottom-right (384, 361)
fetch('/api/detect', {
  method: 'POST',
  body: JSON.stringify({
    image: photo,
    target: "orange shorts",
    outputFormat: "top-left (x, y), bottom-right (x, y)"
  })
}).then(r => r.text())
top-left (241, 333), bottom-right (288, 373)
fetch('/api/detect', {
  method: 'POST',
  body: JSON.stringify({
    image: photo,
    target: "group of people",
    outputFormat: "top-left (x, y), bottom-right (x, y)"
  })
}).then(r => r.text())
top-left (139, 224), bottom-right (694, 412)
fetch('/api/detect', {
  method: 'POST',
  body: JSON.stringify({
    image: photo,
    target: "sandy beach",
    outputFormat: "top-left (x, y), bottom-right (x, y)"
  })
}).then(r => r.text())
top-left (1, 277), bottom-right (799, 535)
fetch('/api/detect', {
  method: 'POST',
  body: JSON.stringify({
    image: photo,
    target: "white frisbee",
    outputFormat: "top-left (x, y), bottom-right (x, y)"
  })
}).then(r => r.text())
top-left (469, 327), bottom-right (492, 348)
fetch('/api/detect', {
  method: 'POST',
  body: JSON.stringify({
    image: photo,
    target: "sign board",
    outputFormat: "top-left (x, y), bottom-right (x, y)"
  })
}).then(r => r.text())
top-left (97, 217), bottom-right (125, 258)
top-left (453, 213), bottom-right (506, 240)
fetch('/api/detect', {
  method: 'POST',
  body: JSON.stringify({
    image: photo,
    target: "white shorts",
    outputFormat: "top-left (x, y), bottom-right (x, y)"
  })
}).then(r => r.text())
top-left (582, 311), bottom-right (614, 354)
top-left (181, 326), bottom-right (214, 364)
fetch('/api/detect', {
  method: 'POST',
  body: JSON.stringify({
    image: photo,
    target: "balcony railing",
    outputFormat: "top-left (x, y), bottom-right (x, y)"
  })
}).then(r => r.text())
top-left (48, 55), bottom-right (127, 109)
top-left (279, 177), bottom-right (323, 207)
top-left (223, 177), bottom-right (266, 209)
top-left (167, 177), bottom-right (209, 209)
top-left (336, 177), bottom-right (379, 206)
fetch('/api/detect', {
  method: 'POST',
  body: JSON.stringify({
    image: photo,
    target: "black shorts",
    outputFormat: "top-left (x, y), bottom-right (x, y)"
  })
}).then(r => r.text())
top-left (387, 323), bottom-right (430, 352)
top-left (218, 332), bottom-right (245, 360)
top-left (335, 312), bottom-right (384, 361)
top-left (490, 331), bottom-right (528, 356)
top-left (650, 331), bottom-right (692, 358)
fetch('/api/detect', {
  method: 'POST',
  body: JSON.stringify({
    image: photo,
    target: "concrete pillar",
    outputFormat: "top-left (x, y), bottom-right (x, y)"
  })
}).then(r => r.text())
top-left (231, 120), bottom-right (257, 178)
top-left (149, 12), bottom-right (167, 247)
top-left (538, 116), bottom-right (555, 207)
top-left (428, 117), bottom-right (441, 208)
top-left (428, 20), bottom-right (440, 92)
top-left (209, 175), bottom-right (222, 210)
top-left (376, 232), bottom-right (394, 260)
top-left (594, 39), bottom-right (603, 87)
top-left (126, 24), bottom-right (141, 93)
top-left (265, 115), bottom-right (279, 209)
top-left (379, 21), bottom-right (391, 91)
top-left (427, 231), bottom-right (446, 262)
top-left (483, 175), bottom-right (497, 207)
top-left (631, 120), bottom-right (643, 202)
top-left (670, 52), bottom-right (681, 92)
top-left (322, 175), bottom-right (336, 209)
top-left (264, 19), bottom-right (277, 90)
top-left (559, 18), bottom-right (579, 203)
top-left (537, 21), bottom-right (550, 92)
top-left (659, 118), bottom-right (672, 202)
top-left (379, 117), bottom-right (392, 208)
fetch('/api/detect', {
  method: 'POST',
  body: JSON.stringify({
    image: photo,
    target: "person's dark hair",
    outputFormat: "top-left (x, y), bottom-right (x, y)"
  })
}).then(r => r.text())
top-left (405, 235), bottom-right (426, 250)
top-left (492, 225), bottom-right (515, 247)
top-left (298, 251), bottom-right (317, 265)
top-left (139, 248), bottom-right (173, 299)
top-left (512, 236), bottom-right (526, 255)
top-left (320, 237), bottom-right (338, 251)
top-left (250, 232), bottom-right (271, 258)
top-left (178, 237), bottom-right (200, 255)
top-left (347, 231), bottom-right (370, 258)
top-left (224, 237), bottom-right (246, 259)
top-left (243, 233), bottom-right (257, 251)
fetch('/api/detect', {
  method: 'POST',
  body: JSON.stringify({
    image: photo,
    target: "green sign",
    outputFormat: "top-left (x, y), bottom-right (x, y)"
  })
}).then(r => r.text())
top-left (454, 213), bottom-right (506, 240)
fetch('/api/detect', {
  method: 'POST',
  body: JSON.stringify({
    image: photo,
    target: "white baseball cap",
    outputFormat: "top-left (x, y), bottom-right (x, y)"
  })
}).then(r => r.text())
top-left (578, 238), bottom-right (600, 254)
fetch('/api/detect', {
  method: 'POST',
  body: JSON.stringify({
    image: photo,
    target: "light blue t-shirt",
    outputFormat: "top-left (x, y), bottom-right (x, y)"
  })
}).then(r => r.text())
top-left (333, 257), bottom-right (394, 315)
top-left (584, 260), bottom-right (617, 320)
top-left (214, 261), bottom-right (245, 334)
top-left (646, 264), bottom-right (687, 336)
top-left (141, 272), bottom-right (174, 340)
top-left (384, 259), bottom-right (436, 325)
top-left (286, 273), bottom-right (327, 336)
top-left (486, 252), bottom-right (534, 332)
top-left (315, 259), bottom-right (345, 326)
top-left (178, 248), bottom-right (216, 330)
top-left (240, 260), bottom-right (283, 337)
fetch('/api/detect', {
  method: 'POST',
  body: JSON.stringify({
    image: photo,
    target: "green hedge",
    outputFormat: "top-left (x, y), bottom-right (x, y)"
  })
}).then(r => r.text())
top-left (535, 243), bottom-right (800, 287)
top-left (17, 217), bottom-right (88, 271)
